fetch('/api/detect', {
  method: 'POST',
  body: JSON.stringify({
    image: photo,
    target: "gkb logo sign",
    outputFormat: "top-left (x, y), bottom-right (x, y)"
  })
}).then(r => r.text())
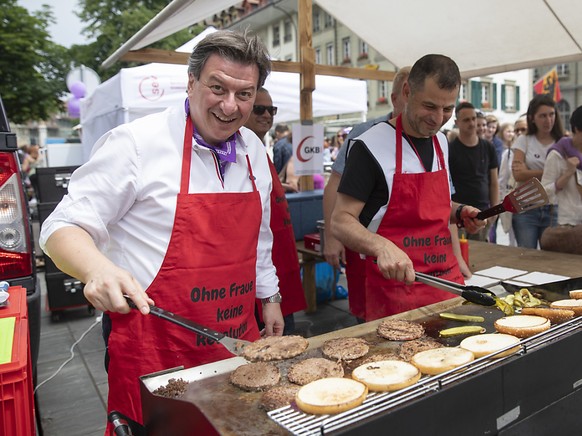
top-left (296, 136), bottom-right (319, 162)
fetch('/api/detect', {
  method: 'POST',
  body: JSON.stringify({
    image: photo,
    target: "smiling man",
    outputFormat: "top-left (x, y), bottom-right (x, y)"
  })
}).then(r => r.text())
top-left (331, 54), bottom-right (486, 321)
top-left (40, 30), bottom-right (283, 433)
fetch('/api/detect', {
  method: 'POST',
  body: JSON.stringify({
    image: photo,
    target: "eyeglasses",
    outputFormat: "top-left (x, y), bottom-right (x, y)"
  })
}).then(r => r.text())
top-left (252, 105), bottom-right (278, 116)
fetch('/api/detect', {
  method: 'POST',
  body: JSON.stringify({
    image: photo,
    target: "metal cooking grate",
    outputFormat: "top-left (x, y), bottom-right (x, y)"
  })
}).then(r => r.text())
top-left (269, 317), bottom-right (582, 435)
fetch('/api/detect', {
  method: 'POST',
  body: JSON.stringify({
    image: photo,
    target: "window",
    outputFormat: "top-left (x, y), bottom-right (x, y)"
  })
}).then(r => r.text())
top-left (459, 82), bottom-right (467, 102)
top-left (324, 12), bottom-right (333, 28)
top-left (315, 47), bottom-right (322, 64)
top-left (358, 40), bottom-right (368, 60)
top-left (342, 37), bottom-right (351, 62)
top-left (470, 80), bottom-right (496, 110)
top-left (284, 20), bottom-right (292, 43)
top-left (557, 63), bottom-right (570, 78)
top-left (273, 25), bottom-right (280, 46)
top-left (501, 82), bottom-right (518, 112)
top-left (377, 80), bottom-right (388, 104)
top-left (557, 100), bottom-right (570, 131)
top-left (313, 10), bottom-right (320, 32)
top-left (326, 43), bottom-right (334, 65)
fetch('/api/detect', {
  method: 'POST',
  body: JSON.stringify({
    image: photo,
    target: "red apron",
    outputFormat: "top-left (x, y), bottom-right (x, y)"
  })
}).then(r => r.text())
top-left (364, 115), bottom-right (463, 321)
top-left (257, 158), bottom-right (306, 317)
top-left (105, 117), bottom-right (262, 433)
top-left (344, 247), bottom-right (367, 319)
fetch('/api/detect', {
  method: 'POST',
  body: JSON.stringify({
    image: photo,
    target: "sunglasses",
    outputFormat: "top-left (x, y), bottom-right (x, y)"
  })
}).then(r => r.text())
top-left (253, 105), bottom-right (278, 116)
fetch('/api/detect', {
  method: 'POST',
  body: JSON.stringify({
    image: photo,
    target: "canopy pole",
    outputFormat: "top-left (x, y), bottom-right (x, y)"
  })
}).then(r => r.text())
top-left (298, 0), bottom-right (315, 191)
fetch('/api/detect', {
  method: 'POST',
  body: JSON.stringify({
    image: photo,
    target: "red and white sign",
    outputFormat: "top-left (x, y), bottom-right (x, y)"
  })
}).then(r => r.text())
top-left (292, 123), bottom-right (324, 176)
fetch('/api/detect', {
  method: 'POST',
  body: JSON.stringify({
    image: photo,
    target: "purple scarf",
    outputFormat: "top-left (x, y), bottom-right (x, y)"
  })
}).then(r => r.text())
top-left (547, 136), bottom-right (582, 170)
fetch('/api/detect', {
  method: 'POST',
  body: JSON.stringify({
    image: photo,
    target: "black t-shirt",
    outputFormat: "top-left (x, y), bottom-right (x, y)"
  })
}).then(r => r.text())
top-left (448, 137), bottom-right (498, 210)
top-left (338, 127), bottom-right (435, 228)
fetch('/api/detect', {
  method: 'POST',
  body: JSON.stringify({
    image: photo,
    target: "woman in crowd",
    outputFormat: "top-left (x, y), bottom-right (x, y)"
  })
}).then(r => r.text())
top-left (540, 105), bottom-right (582, 236)
top-left (497, 122), bottom-right (517, 245)
top-left (511, 94), bottom-right (564, 248)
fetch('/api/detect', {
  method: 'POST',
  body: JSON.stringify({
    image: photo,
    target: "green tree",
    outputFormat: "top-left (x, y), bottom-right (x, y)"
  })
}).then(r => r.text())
top-left (0, 1), bottom-right (69, 124)
top-left (77, 0), bottom-right (199, 80)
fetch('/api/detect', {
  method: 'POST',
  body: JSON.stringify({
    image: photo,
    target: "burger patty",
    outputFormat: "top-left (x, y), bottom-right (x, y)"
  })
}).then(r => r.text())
top-left (377, 319), bottom-right (425, 341)
top-left (287, 358), bottom-right (344, 385)
top-left (241, 335), bottom-right (309, 361)
top-left (322, 337), bottom-right (369, 361)
top-left (260, 385), bottom-right (301, 411)
top-left (229, 362), bottom-right (281, 392)
top-left (399, 338), bottom-right (443, 361)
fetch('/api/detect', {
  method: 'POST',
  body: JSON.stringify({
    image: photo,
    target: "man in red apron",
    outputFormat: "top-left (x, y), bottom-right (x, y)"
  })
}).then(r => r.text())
top-left (245, 87), bottom-right (307, 333)
top-left (331, 54), bottom-right (486, 321)
top-left (40, 30), bottom-right (284, 434)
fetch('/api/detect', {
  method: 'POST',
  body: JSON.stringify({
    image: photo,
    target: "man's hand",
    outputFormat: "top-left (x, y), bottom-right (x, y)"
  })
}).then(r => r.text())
top-left (262, 302), bottom-right (284, 336)
top-left (375, 242), bottom-right (415, 284)
top-left (459, 205), bottom-right (487, 235)
top-left (323, 232), bottom-right (345, 270)
top-left (83, 262), bottom-right (154, 315)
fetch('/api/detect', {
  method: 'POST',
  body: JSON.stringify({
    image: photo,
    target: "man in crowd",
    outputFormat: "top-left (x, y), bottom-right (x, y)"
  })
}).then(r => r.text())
top-left (330, 54), bottom-right (486, 321)
top-left (245, 87), bottom-right (307, 335)
top-left (449, 102), bottom-right (499, 241)
top-left (40, 30), bottom-right (283, 432)
top-left (272, 123), bottom-right (292, 173)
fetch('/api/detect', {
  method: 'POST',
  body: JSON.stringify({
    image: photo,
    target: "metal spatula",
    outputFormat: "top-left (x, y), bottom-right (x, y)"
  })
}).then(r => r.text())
top-left (125, 296), bottom-right (251, 356)
top-left (476, 177), bottom-right (548, 220)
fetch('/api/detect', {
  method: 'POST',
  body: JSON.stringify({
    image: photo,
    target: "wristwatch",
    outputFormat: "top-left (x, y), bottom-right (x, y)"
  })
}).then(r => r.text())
top-left (261, 292), bottom-right (282, 304)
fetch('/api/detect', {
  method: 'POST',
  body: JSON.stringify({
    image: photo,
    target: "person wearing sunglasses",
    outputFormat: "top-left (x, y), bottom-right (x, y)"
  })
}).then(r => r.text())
top-left (245, 88), bottom-right (306, 335)
top-left (245, 89), bottom-right (278, 144)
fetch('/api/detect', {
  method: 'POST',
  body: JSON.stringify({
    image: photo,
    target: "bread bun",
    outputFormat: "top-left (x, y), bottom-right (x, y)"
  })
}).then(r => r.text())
top-left (460, 333), bottom-right (521, 358)
top-left (295, 377), bottom-right (367, 415)
top-left (521, 307), bottom-right (575, 324)
top-left (569, 289), bottom-right (582, 299)
top-left (411, 347), bottom-right (474, 375)
top-left (550, 299), bottom-right (582, 315)
top-left (352, 360), bottom-right (421, 392)
top-left (494, 315), bottom-right (550, 338)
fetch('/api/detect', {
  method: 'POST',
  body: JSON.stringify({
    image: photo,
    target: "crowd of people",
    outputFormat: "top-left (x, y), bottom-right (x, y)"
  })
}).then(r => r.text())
top-left (37, 28), bottom-right (582, 432)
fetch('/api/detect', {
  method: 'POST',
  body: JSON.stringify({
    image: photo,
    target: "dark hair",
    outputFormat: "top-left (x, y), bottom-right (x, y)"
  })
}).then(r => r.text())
top-left (188, 30), bottom-right (271, 89)
top-left (570, 105), bottom-right (582, 133)
top-left (274, 123), bottom-right (289, 134)
top-left (455, 101), bottom-right (475, 115)
top-left (526, 94), bottom-right (564, 141)
top-left (408, 54), bottom-right (461, 94)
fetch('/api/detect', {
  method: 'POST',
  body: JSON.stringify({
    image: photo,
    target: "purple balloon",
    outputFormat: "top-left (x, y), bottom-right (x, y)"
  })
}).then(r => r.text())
top-left (68, 97), bottom-right (81, 118)
top-left (70, 81), bottom-right (86, 99)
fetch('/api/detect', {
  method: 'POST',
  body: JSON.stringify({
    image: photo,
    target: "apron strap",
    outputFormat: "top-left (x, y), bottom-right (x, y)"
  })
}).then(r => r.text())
top-left (181, 116), bottom-right (194, 194)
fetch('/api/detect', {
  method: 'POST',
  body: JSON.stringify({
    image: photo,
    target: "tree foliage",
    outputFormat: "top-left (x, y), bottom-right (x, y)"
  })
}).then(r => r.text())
top-left (0, 1), bottom-right (69, 124)
top-left (0, 0), bottom-right (199, 124)
top-left (77, 0), bottom-right (199, 81)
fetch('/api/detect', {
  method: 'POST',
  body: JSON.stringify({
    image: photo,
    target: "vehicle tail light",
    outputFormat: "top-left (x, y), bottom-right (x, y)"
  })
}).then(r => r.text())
top-left (0, 152), bottom-right (32, 278)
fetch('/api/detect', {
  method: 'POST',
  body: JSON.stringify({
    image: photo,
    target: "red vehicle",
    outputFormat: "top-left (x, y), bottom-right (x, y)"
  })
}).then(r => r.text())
top-left (0, 95), bottom-right (41, 376)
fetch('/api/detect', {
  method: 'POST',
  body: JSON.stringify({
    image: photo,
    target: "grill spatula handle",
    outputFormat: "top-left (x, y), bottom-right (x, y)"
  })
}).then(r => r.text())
top-left (476, 203), bottom-right (507, 220)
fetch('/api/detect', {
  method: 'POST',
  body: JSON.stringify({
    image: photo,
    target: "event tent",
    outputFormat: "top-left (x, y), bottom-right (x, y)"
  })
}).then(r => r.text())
top-left (79, 62), bottom-right (367, 161)
top-left (102, 0), bottom-right (582, 78)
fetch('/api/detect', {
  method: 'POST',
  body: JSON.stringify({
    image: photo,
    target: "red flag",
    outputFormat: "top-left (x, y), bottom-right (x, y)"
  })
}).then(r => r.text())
top-left (533, 68), bottom-right (562, 102)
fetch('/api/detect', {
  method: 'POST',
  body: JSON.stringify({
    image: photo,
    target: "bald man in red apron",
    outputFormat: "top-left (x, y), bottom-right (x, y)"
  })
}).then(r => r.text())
top-left (331, 54), bottom-right (485, 321)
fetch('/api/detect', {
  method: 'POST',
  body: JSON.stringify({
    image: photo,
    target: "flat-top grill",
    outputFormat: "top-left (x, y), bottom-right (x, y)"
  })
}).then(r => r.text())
top-left (139, 278), bottom-right (582, 435)
top-left (269, 316), bottom-right (582, 435)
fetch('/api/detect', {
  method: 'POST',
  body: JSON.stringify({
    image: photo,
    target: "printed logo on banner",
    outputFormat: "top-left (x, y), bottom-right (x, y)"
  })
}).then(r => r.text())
top-left (139, 75), bottom-right (165, 101)
top-left (292, 124), bottom-right (324, 176)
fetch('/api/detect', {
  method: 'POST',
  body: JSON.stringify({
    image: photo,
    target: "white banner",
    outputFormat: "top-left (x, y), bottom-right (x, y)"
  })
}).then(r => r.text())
top-left (292, 123), bottom-right (324, 176)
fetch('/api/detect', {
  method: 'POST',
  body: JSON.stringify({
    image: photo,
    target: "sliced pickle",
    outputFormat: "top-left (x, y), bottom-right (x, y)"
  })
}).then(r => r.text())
top-left (439, 326), bottom-right (486, 337)
top-left (439, 313), bottom-right (485, 323)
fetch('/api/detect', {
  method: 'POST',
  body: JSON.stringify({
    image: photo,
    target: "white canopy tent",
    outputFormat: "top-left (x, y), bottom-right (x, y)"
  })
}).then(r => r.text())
top-left (80, 62), bottom-right (367, 161)
top-left (103, 0), bottom-right (582, 78)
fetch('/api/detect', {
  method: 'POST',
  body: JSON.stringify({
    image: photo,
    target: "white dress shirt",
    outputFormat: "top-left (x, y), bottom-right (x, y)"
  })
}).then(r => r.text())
top-left (40, 106), bottom-right (279, 298)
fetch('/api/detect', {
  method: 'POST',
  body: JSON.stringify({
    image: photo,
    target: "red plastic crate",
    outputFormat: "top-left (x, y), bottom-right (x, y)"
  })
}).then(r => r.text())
top-left (0, 318), bottom-right (35, 436)
top-left (0, 286), bottom-right (27, 321)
